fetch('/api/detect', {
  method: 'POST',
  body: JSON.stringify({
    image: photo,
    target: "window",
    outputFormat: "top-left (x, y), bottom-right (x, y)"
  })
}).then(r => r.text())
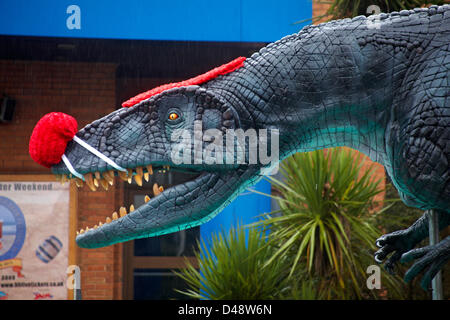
top-left (123, 171), bottom-right (200, 300)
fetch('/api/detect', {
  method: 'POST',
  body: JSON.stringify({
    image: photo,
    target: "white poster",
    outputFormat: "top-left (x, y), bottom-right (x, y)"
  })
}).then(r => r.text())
top-left (0, 181), bottom-right (69, 300)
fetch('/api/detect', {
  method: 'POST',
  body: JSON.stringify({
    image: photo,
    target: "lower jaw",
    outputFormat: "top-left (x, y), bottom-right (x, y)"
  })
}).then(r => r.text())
top-left (75, 171), bottom-right (216, 249)
top-left (52, 164), bottom-right (201, 238)
top-left (74, 166), bottom-right (258, 248)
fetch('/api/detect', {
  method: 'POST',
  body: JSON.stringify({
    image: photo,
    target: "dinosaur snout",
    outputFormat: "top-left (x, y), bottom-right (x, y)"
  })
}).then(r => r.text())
top-left (29, 112), bottom-right (78, 168)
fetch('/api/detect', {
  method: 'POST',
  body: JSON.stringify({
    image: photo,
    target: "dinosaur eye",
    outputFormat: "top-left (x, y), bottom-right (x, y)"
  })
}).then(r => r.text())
top-left (168, 112), bottom-right (179, 121)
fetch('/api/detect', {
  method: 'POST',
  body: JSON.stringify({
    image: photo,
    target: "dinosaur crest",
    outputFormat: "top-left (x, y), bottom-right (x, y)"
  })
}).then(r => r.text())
top-left (121, 56), bottom-right (246, 107)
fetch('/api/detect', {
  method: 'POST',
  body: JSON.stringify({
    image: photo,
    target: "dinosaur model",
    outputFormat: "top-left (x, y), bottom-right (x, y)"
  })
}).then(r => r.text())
top-left (29, 5), bottom-right (450, 290)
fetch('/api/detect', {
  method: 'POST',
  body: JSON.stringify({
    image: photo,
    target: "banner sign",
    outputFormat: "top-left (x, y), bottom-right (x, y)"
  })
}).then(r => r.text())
top-left (0, 181), bottom-right (69, 300)
top-left (0, 0), bottom-right (311, 42)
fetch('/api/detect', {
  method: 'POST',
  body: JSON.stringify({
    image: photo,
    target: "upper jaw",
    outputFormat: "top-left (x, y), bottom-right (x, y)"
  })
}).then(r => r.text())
top-left (53, 156), bottom-right (169, 189)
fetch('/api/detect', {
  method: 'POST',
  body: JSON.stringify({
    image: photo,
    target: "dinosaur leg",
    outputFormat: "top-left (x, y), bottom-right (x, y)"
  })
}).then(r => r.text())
top-left (378, 51), bottom-right (450, 275)
top-left (374, 210), bottom-right (450, 274)
top-left (401, 235), bottom-right (450, 290)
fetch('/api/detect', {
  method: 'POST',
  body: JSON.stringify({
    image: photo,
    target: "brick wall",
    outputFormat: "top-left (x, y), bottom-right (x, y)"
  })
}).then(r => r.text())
top-left (0, 59), bottom-right (123, 300)
top-left (313, 0), bottom-right (332, 24)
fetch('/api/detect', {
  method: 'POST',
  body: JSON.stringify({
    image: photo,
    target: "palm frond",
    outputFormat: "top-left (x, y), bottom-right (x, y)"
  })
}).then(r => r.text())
top-left (254, 148), bottom-right (405, 299)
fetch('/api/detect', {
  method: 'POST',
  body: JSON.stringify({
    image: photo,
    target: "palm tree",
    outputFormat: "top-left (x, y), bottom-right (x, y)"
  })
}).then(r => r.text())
top-left (254, 148), bottom-right (405, 299)
top-left (306, 0), bottom-right (447, 24)
top-left (174, 226), bottom-right (299, 299)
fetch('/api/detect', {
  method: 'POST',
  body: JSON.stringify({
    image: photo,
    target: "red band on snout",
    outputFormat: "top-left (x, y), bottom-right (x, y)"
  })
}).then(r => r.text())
top-left (29, 112), bottom-right (78, 168)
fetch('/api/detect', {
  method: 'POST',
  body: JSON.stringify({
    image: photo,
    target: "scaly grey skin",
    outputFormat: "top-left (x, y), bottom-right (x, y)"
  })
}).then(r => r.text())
top-left (51, 5), bottom-right (450, 289)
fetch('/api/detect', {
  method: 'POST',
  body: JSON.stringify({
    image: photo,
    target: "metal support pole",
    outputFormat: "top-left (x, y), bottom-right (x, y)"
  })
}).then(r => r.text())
top-left (68, 265), bottom-right (82, 300)
top-left (74, 287), bottom-right (82, 300)
top-left (73, 269), bottom-right (81, 300)
top-left (428, 209), bottom-right (443, 300)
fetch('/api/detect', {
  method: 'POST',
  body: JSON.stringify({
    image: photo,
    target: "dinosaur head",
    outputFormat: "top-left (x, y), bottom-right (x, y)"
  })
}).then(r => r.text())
top-left (29, 57), bottom-right (270, 249)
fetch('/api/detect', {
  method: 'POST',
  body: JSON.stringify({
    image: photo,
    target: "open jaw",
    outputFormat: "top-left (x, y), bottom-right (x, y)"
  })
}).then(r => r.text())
top-left (54, 163), bottom-right (229, 249)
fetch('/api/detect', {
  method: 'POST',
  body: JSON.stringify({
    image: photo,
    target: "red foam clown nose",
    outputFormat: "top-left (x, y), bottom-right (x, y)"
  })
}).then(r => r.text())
top-left (29, 112), bottom-right (78, 168)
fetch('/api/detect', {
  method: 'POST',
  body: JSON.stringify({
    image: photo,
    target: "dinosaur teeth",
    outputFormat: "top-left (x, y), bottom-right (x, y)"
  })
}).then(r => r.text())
top-left (153, 183), bottom-right (160, 196)
top-left (74, 164), bottom-right (175, 236)
top-left (76, 201), bottom-right (142, 236)
top-left (134, 174), bottom-right (143, 186)
top-left (127, 169), bottom-right (133, 184)
top-left (99, 178), bottom-right (109, 190)
top-left (55, 174), bottom-right (70, 185)
top-left (143, 165), bottom-right (154, 181)
top-left (103, 170), bottom-right (115, 185)
top-left (134, 167), bottom-right (144, 186)
top-left (118, 171), bottom-right (128, 181)
top-left (84, 173), bottom-right (97, 191)
top-left (61, 174), bottom-right (69, 185)
top-left (136, 166), bottom-right (144, 176)
top-left (74, 178), bottom-right (84, 188)
top-left (153, 183), bottom-right (163, 196)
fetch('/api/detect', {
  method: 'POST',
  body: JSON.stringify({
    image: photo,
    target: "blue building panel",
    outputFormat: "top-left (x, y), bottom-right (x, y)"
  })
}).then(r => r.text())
top-left (200, 179), bottom-right (272, 240)
top-left (0, 0), bottom-right (312, 42)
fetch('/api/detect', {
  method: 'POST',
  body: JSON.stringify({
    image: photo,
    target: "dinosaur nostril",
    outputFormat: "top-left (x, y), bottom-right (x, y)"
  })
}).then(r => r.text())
top-left (29, 112), bottom-right (78, 168)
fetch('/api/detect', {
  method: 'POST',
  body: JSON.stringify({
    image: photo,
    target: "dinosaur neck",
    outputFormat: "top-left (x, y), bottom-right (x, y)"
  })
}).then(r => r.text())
top-left (206, 20), bottom-right (402, 165)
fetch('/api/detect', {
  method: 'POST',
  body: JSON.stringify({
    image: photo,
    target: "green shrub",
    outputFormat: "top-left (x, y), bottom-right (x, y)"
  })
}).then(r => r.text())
top-left (174, 226), bottom-right (296, 300)
top-left (255, 148), bottom-right (405, 299)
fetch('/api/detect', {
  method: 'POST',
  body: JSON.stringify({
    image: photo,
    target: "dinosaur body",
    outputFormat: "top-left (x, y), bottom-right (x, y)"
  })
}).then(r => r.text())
top-left (30, 5), bottom-right (450, 289)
